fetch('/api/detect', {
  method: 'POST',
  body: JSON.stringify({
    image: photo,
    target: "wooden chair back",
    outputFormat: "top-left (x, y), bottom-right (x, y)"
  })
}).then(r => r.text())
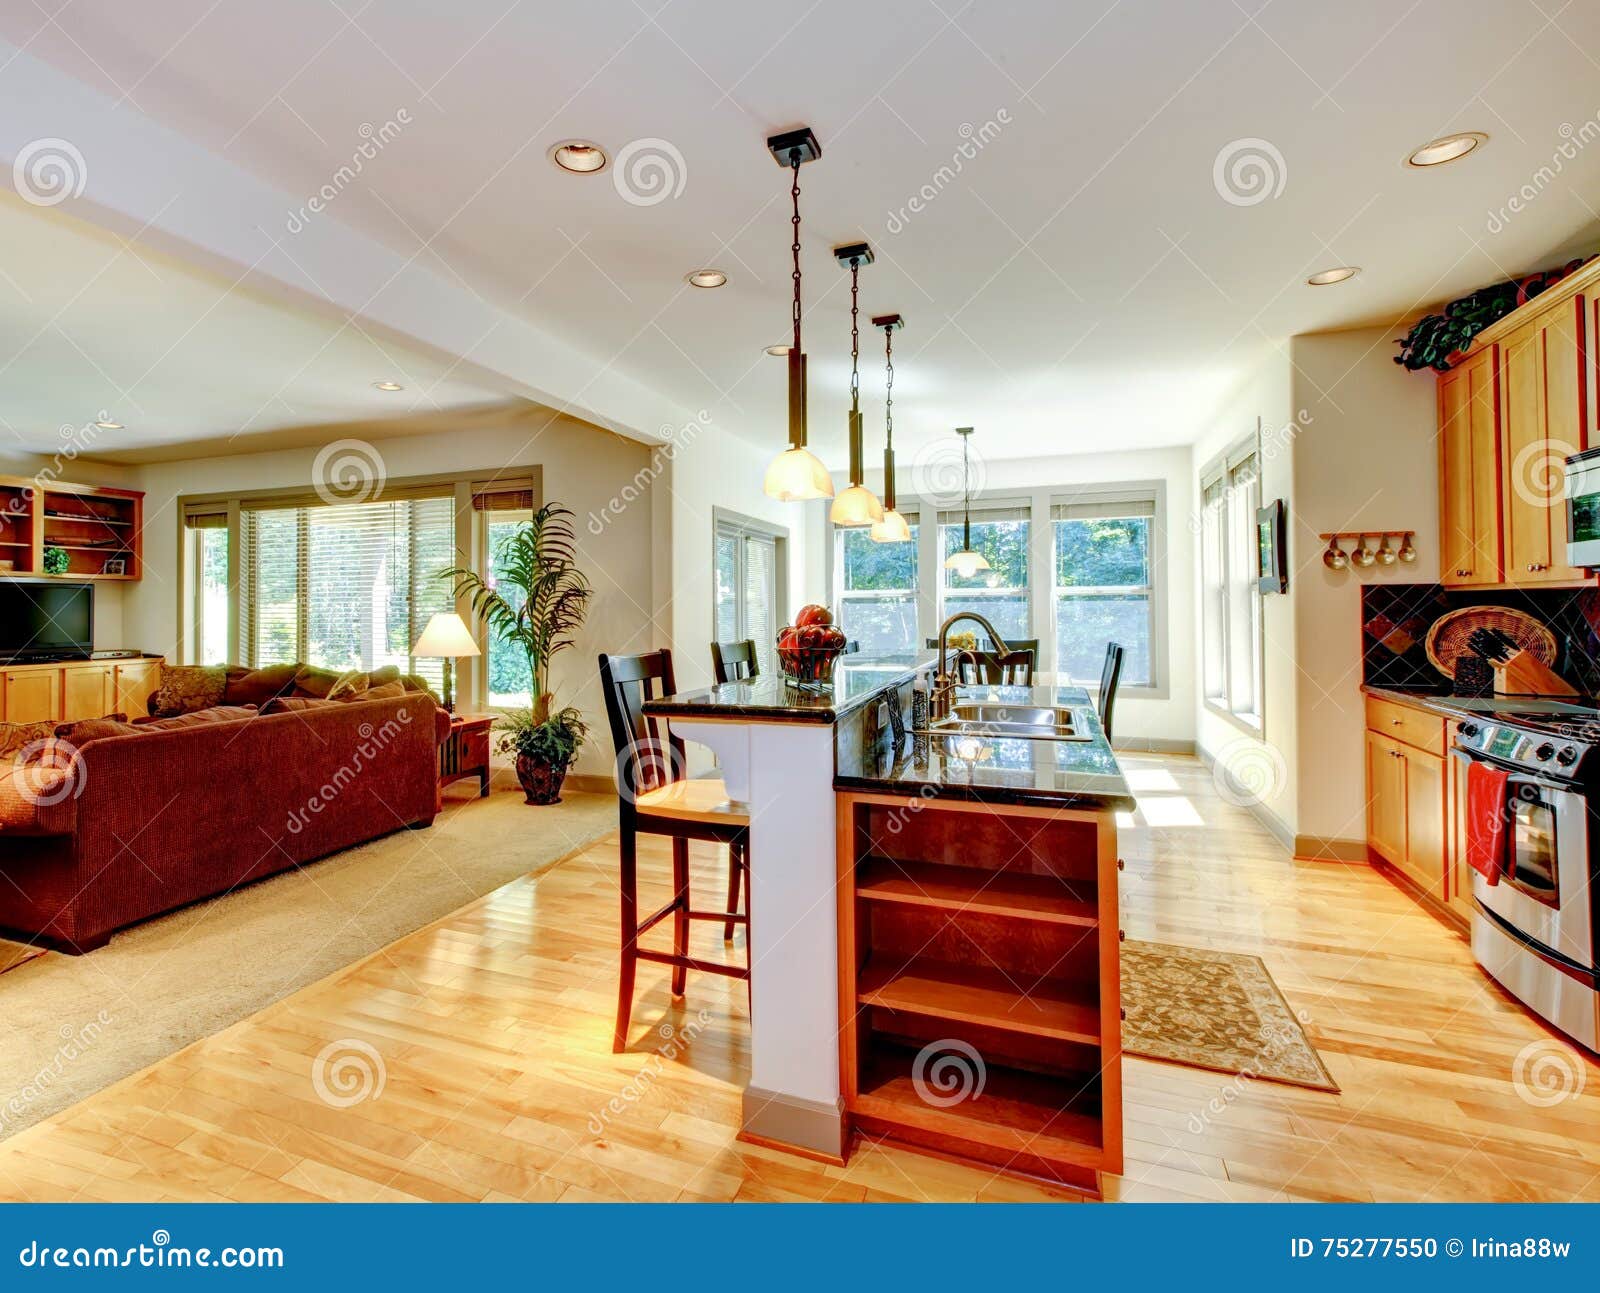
top-left (1098, 642), bottom-right (1125, 742)
top-left (711, 639), bottom-right (760, 684)
top-left (598, 650), bottom-right (685, 803)
top-left (955, 639), bottom-right (1038, 686)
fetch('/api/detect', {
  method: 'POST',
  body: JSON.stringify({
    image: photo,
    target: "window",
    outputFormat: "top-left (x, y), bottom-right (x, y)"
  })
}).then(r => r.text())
top-left (1201, 446), bottom-right (1263, 726)
top-left (238, 493), bottom-right (455, 689)
top-left (834, 515), bottom-right (919, 656)
top-left (714, 515), bottom-right (785, 678)
top-left (938, 504), bottom-right (1030, 643)
top-left (185, 511), bottom-right (230, 664)
top-left (474, 483), bottom-right (538, 707)
top-left (1053, 494), bottom-right (1156, 686)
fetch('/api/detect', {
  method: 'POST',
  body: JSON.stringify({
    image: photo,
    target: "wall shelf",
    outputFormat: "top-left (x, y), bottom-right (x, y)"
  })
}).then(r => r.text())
top-left (0, 476), bottom-right (143, 581)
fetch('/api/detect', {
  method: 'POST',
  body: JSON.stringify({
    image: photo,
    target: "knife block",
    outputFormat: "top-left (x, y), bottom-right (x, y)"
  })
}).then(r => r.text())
top-left (1494, 650), bottom-right (1579, 697)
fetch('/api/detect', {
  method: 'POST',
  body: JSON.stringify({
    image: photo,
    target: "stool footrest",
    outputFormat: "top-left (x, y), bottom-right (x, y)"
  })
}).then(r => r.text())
top-left (636, 948), bottom-right (749, 980)
top-left (636, 899), bottom-right (747, 937)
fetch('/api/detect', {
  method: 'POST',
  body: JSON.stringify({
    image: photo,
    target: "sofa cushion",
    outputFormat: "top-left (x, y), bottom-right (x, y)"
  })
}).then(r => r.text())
top-left (52, 718), bottom-right (142, 745)
top-left (261, 696), bottom-right (340, 715)
top-left (138, 705), bottom-right (258, 731)
top-left (223, 663), bottom-right (300, 706)
top-left (0, 720), bottom-right (62, 764)
top-left (150, 665), bottom-right (226, 717)
top-left (399, 673), bottom-right (439, 700)
top-left (0, 763), bottom-right (77, 835)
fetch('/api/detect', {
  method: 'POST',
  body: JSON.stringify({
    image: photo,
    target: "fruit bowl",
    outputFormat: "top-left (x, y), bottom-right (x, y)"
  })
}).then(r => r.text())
top-left (778, 605), bottom-right (849, 691)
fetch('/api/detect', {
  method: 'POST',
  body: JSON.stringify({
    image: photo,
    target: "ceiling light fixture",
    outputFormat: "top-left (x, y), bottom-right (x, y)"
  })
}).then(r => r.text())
top-left (943, 427), bottom-right (990, 578)
top-left (761, 126), bottom-right (833, 503)
top-left (1406, 132), bottom-right (1487, 168)
top-left (829, 243), bottom-right (885, 528)
top-left (549, 140), bottom-right (608, 174)
top-left (764, 344), bottom-right (791, 356)
top-left (870, 313), bottom-right (910, 544)
top-left (372, 380), bottom-right (404, 391)
top-left (1306, 266), bottom-right (1360, 286)
top-left (686, 269), bottom-right (728, 288)
top-left (93, 418), bottom-right (122, 430)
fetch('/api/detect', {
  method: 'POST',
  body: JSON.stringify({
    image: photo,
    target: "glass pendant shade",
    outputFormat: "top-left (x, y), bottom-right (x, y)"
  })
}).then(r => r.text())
top-left (944, 549), bottom-right (991, 578)
top-left (830, 484), bottom-right (884, 525)
top-left (870, 508), bottom-right (911, 543)
top-left (764, 446), bottom-right (835, 501)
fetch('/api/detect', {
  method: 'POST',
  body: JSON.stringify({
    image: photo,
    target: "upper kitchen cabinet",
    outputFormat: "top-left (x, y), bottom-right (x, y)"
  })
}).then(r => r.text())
top-left (1438, 344), bottom-right (1501, 586)
top-left (1498, 293), bottom-right (1587, 584)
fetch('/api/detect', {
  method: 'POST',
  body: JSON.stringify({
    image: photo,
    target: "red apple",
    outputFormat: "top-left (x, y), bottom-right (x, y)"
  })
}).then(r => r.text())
top-left (798, 623), bottom-right (828, 649)
top-left (820, 625), bottom-right (846, 650)
top-left (794, 603), bottom-right (832, 628)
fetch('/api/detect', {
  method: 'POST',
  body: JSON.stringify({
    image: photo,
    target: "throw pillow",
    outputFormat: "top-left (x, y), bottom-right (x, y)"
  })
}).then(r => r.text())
top-left (223, 663), bottom-right (301, 706)
top-left (324, 670), bottom-right (370, 701)
top-left (260, 696), bottom-right (340, 715)
top-left (399, 673), bottom-right (441, 701)
top-left (0, 720), bottom-right (60, 764)
top-left (290, 665), bottom-right (345, 699)
top-left (343, 680), bottom-right (405, 701)
top-left (53, 713), bottom-right (128, 739)
top-left (150, 665), bottom-right (226, 717)
top-left (50, 718), bottom-right (141, 746)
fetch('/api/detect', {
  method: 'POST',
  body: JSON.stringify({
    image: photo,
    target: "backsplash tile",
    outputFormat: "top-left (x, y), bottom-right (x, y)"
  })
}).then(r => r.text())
top-left (1361, 583), bottom-right (1600, 694)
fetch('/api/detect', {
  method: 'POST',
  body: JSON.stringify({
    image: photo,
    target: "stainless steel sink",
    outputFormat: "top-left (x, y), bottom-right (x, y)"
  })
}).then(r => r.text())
top-left (926, 701), bottom-right (1092, 741)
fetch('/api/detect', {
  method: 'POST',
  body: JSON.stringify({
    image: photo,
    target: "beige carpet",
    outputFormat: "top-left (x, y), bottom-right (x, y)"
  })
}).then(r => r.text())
top-left (0, 777), bottom-right (618, 1139)
top-left (1121, 940), bottom-right (1339, 1092)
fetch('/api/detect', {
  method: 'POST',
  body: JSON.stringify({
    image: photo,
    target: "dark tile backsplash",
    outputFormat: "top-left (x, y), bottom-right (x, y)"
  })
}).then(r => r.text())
top-left (1361, 583), bottom-right (1600, 694)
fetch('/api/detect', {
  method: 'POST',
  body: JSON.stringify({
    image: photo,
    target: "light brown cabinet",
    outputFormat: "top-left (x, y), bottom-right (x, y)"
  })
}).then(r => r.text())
top-left (62, 664), bottom-right (114, 722)
top-left (1365, 728), bottom-right (1446, 902)
top-left (1438, 344), bottom-right (1501, 586)
top-left (113, 659), bottom-right (162, 716)
top-left (3, 669), bottom-right (60, 724)
top-left (0, 658), bottom-right (162, 725)
top-left (1444, 719), bottom-right (1475, 922)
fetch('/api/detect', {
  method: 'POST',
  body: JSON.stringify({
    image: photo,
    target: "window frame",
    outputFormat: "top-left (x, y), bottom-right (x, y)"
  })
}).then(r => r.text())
top-left (935, 497), bottom-right (1033, 646)
top-left (711, 508), bottom-right (789, 679)
top-left (831, 509), bottom-right (921, 658)
top-left (1199, 434), bottom-right (1265, 733)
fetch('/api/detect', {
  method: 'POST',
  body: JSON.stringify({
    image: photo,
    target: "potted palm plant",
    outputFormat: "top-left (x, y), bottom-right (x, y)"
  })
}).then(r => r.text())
top-left (444, 503), bottom-right (592, 804)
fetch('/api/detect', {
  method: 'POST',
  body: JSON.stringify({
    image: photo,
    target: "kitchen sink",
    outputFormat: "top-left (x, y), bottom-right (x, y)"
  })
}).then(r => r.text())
top-left (927, 701), bottom-right (1092, 741)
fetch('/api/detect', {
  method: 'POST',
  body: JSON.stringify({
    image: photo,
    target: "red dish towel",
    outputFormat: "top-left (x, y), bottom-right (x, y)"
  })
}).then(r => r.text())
top-left (1465, 759), bottom-right (1511, 886)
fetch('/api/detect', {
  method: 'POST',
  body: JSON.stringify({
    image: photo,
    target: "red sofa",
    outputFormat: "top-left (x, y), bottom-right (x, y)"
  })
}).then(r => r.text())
top-left (0, 693), bottom-right (449, 951)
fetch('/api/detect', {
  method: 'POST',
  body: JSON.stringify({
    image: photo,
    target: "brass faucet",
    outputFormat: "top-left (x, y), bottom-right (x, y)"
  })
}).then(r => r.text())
top-left (929, 611), bottom-right (1011, 722)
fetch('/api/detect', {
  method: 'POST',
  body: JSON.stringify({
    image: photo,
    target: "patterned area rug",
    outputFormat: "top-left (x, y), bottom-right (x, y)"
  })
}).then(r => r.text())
top-left (1120, 941), bottom-right (1339, 1092)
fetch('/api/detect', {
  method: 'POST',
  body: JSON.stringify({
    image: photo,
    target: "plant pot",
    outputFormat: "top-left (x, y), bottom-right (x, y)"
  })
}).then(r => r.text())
top-left (515, 752), bottom-right (569, 805)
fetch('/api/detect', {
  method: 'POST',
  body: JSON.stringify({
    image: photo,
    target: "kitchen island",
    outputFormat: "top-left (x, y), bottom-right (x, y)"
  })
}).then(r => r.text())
top-left (645, 664), bottom-right (1132, 1195)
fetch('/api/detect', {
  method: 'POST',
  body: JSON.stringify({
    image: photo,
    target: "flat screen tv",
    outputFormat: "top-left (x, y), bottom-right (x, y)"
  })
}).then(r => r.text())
top-left (0, 580), bottom-right (93, 661)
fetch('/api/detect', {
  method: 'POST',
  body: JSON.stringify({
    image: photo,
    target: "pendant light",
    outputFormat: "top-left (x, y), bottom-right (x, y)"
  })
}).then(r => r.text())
top-left (762, 127), bottom-right (834, 502)
top-left (943, 426), bottom-right (990, 577)
top-left (829, 242), bottom-right (884, 526)
top-left (870, 312), bottom-right (911, 543)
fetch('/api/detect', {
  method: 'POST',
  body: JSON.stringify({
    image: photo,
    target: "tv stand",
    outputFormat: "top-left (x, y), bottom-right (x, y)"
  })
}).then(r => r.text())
top-left (0, 655), bottom-right (163, 725)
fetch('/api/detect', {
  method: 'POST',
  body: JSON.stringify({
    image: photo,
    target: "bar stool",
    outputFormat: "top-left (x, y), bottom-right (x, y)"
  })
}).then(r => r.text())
top-left (598, 649), bottom-right (751, 1052)
top-left (1098, 642), bottom-right (1125, 741)
top-left (711, 638), bottom-right (760, 684)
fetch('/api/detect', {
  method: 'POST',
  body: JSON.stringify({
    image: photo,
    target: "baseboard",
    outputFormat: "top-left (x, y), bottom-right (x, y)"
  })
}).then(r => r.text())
top-left (1197, 744), bottom-right (1294, 852)
top-left (741, 1085), bottom-right (846, 1162)
top-left (1112, 736), bottom-right (1196, 755)
top-left (564, 773), bottom-right (615, 795)
top-left (1293, 835), bottom-right (1368, 863)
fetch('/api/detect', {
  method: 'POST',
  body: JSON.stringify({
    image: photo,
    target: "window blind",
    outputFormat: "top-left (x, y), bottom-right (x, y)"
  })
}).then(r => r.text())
top-left (1050, 496), bottom-right (1156, 522)
top-left (238, 493), bottom-right (455, 687)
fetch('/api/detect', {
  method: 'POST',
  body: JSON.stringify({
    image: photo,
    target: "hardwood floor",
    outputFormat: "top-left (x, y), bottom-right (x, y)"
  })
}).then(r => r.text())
top-left (2, 753), bottom-right (1599, 1203)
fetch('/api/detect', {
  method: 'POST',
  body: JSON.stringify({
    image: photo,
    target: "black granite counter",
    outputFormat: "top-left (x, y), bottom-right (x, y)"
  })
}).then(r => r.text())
top-left (643, 654), bottom-right (936, 724)
top-left (835, 682), bottom-right (1136, 812)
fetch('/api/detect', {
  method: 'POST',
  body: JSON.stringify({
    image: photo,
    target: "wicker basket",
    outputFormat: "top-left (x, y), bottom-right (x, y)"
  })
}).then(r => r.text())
top-left (1424, 606), bottom-right (1558, 678)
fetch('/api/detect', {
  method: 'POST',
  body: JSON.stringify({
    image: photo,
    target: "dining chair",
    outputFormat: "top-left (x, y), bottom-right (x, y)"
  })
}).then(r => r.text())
top-left (711, 638), bottom-right (760, 684)
top-left (598, 649), bottom-right (750, 1052)
top-left (1098, 642), bottom-right (1125, 742)
top-left (955, 639), bottom-right (1038, 686)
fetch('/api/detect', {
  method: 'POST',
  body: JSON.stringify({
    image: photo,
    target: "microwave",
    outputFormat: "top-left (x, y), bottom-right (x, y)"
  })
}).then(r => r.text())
top-left (1567, 447), bottom-right (1600, 568)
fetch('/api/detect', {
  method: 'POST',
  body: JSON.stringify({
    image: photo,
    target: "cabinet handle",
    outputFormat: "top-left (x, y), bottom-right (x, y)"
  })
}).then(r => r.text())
top-left (1118, 929), bottom-right (1126, 942)
top-left (1116, 858), bottom-right (1125, 871)
top-left (1391, 718), bottom-right (1402, 725)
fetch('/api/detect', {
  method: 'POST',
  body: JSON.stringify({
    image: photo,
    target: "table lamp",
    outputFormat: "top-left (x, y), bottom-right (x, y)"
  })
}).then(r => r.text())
top-left (412, 612), bottom-right (480, 712)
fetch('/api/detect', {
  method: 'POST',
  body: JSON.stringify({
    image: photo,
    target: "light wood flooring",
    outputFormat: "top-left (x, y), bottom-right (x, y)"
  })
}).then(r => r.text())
top-left (2, 754), bottom-right (1599, 1203)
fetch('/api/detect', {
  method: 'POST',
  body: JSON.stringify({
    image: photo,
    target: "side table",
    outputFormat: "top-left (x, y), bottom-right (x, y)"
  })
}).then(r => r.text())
top-left (440, 712), bottom-right (493, 797)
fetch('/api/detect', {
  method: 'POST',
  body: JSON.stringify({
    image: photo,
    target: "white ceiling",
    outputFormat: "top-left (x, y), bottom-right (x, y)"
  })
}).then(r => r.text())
top-left (4, 0), bottom-right (1600, 464)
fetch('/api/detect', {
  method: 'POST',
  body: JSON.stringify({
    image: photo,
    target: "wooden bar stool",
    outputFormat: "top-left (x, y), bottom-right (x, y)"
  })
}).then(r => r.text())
top-left (598, 649), bottom-right (751, 1052)
top-left (1098, 641), bottom-right (1125, 741)
top-left (711, 638), bottom-right (759, 684)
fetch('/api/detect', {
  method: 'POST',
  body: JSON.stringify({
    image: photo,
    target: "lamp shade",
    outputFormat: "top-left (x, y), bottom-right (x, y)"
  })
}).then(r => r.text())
top-left (412, 612), bottom-right (482, 658)
top-left (944, 550), bottom-right (991, 579)
top-left (763, 446), bottom-right (836, 501)
top-left (870, 508), bottom-right (911, 543)
top-left (830, 483), bottom-right (884, 526)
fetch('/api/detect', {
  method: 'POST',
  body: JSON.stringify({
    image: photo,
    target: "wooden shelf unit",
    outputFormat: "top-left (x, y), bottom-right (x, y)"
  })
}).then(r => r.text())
top-left (837, 791), bottom-right (1123, 1197)
top-left (0, 476), bottom-right (143, 581)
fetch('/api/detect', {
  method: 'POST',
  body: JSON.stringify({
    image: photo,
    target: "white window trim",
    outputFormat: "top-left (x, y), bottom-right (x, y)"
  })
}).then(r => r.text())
top-left (712, 508), bottom-right (789, 674)
top-left (1200, 432), bottom-right (1265, 734)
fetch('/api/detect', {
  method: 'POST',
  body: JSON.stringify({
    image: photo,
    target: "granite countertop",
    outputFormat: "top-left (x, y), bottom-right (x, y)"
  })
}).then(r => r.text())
top-left (835, 682), bottom-right (1136, 812)
top-left (643, 654), bottom-right (936, 724)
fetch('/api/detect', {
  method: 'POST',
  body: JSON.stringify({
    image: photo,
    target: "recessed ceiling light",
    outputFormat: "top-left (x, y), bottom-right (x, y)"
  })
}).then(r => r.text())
top-left (93, 418), bottom-right (122, 429)
top-left (764, 344), bottom-right (791, 356)
top-left (549, 140), bottom-right (607, 174)
top-left (372, 380), bottom-right (404, 391)
top-left (1406, 132), bottom-right (1487, 168)
top-left (1307, 266), bottom-right (1360, 285)
top-left (686, 269), bottom-right (728, 289)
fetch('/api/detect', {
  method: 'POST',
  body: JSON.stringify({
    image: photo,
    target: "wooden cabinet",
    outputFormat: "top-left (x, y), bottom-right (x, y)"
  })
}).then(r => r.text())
top-left (1365, 695), bottom-right (1461, 927)
top-left (0, 474), bottom-right (143, 582)
top-left (0, 658), bottom-right (162, 725)
top-left (114, 659), bottom-right (162, 716)
top-left (61, 664), bottom-right (114, 722)
top-left (1365, 731), bottom-right (1407, 863)
top-left (1444, 719), bottom-right (1475, 922)
top-left (3, 668), bottom-right (60, 724)
top-left (1438, 344), bottom-right (1502, 586)
top-left (1499, 294), bottom-right (1587, 584)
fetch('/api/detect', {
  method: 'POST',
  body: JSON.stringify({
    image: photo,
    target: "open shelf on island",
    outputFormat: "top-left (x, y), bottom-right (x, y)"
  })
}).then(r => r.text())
top-left (858, 955), bottom-right (1101, 1045)
top-left (857, 857), bottom-right (1098, 927)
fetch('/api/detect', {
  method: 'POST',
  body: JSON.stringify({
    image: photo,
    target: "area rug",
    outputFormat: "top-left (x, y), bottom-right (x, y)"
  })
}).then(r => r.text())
top-left (1120, 940), bottom-right (1339, 1092)
top-left (0, 778), bottom-right (618, 1139)
top-left (0, 940), bottom-right (44, 976)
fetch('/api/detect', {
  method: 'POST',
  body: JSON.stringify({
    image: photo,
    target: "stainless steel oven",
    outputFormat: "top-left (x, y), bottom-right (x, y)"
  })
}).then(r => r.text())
top-left (1454, 717), bottom-right (1600, 1051)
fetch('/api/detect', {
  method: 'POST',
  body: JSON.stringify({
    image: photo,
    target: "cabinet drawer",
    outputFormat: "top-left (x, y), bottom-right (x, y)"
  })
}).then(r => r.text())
top-left (1364, 696), bottom-right (1444, 755)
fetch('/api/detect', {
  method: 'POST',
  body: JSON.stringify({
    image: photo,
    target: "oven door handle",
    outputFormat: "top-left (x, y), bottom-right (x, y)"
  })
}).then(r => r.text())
top-left (1450, 747), bottom-right (1578, 797)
